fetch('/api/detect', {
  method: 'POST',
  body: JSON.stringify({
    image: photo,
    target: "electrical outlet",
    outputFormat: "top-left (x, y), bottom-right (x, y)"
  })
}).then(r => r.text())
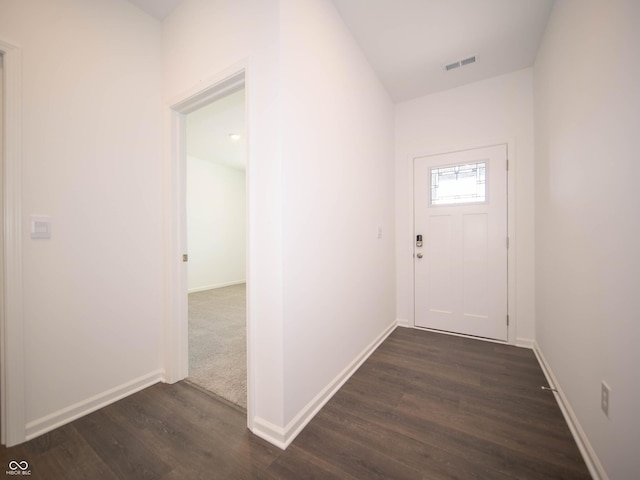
top-left (601, 381), bottom-right (611, 417)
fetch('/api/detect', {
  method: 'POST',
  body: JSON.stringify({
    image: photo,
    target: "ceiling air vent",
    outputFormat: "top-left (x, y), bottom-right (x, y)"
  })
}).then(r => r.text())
top-left (461, 56), bottom-right (476, 66)
top-left (445, 55), bottom-right (476, 71)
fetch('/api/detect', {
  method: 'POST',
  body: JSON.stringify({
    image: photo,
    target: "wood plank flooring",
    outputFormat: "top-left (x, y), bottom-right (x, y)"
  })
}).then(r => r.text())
top-left (1, 328), bottom-right (591, 479)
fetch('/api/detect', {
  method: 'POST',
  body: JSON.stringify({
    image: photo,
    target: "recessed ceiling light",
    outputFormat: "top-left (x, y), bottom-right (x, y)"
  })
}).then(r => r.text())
top-left (229, 134), bottom-right (241, 141)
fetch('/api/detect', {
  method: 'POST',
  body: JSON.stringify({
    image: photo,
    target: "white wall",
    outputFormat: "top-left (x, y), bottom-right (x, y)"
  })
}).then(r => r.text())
top-left (534, 1), bottom-right (640, 478)
top-left (164, 0), bottom-right (395, 445)
top-left (279, 0), bottom-right (395, 427)
top-left (395, 68), bottom-right (536, 346)
top-left (187, 156), bottom-right (246, 292)
top-left (0, 0), bottom-right (164, 439)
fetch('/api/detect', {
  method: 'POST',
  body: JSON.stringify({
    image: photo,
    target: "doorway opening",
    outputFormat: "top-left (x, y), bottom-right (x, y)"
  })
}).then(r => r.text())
top-left (166, 68), bottom-right (250, 422)
top-left (185, 87), bottom-right (247, 408)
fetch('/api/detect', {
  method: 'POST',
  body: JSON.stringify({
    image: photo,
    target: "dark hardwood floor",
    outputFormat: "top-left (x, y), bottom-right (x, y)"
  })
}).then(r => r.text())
top-left (1, 328), bottom-right (591, 479)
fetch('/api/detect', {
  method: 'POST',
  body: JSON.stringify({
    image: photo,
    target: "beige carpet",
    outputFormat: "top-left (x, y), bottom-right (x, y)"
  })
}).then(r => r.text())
top-left (188, 283), bottom-right (246, 409)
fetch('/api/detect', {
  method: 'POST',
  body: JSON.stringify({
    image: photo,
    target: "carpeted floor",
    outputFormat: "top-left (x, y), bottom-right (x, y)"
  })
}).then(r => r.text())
top-left (188, 283), bottom-right (247, 409)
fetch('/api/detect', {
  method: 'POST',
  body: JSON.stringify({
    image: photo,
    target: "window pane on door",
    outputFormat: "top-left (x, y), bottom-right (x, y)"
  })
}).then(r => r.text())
top-left (430, 162), bottom-right (486, 205)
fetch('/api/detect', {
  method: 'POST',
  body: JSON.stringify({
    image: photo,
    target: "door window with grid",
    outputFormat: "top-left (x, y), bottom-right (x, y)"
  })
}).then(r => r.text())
top-left (430, 162), bottom-right (487, 206)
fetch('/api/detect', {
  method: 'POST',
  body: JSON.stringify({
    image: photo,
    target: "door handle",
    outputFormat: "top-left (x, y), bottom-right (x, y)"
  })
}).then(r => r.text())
top-left (416, 253), bottom-right (423, 259)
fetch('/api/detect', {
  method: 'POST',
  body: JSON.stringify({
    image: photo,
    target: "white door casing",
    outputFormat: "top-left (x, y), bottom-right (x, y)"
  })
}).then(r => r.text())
top-left (166, 64), bottom-right (253, 429)
top-left (1, 39), bottom-right (25, 447)
top-left (414, 144), bottom-right (508, 341)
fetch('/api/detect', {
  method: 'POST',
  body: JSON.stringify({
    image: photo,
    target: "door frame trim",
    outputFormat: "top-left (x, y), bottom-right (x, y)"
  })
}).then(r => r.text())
top-left (0, 39), bottom-right (25, 446)
top-left (409, 140), bottom-right (517, 346)
top-left (164, 61), bottom-right (253, 428)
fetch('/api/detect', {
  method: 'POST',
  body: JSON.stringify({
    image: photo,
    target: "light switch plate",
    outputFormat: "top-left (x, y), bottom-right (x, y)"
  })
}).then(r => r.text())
top-left (30, 215), bottom-right (52, 239)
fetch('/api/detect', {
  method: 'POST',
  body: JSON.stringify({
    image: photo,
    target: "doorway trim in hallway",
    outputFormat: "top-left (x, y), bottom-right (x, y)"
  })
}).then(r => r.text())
top-left (0, 39), bottom-right (25, 447)
top-left (165, 62), bottom-right (252, 428)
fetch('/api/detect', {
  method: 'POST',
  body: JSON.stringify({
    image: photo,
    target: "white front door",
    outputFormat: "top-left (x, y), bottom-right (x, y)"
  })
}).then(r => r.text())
top-left (414, 145), bottom-right (508, 341)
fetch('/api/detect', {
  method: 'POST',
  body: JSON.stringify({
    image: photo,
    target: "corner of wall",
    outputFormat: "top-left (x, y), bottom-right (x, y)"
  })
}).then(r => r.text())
top-left (254, 320), bottom-right (397, 450)
top-left (397, 318), bottom-right (411, 328)
top-left (515, 337), bottom-right (534, 349)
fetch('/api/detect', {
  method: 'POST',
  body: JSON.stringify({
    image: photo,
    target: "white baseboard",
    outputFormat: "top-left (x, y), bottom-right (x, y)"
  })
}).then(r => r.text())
top-left (533, 344), bottom-right (607, 480)
top-left (25, 370), bottom-right (165, 441)
top-left (252, 417), bottom-right (288, 449)
top-left (252, 320), bottom-right (398, 450)
top-left (516, 337), bottom-right (534, 349)
top-left (397, 318), bottom-right (411, 328)
top-left (188, 280), bottom-right (246, 294)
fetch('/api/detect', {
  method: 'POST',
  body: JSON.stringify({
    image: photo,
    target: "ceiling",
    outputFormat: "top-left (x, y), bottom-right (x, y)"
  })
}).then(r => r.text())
top-left (126, 0), bottom-right (182, 20)
top-left (126, 0), bottom-right (554, 102)
top-left (187, 88), bottom-right (246, 170)
top-left (331, 0), bottom-right (554, 101)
